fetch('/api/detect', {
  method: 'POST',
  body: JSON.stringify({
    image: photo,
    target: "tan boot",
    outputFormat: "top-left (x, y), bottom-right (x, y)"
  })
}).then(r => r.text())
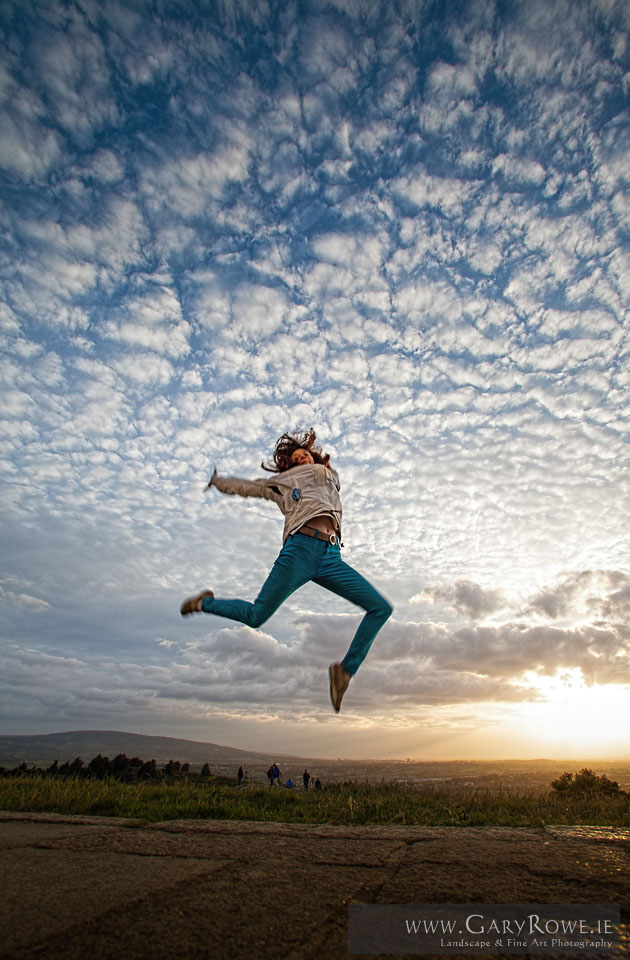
top-left (180, 589), bottom-right (214, 616)
top-left (328, 662), bottom-right (351, 713)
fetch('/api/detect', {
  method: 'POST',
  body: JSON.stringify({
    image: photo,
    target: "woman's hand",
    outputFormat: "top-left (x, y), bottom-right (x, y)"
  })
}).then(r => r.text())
top-left (205, 467), bottom-right (218, 490)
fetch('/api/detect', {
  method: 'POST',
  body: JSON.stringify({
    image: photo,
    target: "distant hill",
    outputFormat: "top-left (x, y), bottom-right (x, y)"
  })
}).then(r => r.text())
top-left (0, 730), bottom-right (309, 767)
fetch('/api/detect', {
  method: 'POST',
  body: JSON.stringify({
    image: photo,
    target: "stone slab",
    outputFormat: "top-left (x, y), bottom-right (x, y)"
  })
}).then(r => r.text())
top-left (0, 814), bottom-right (627, 960)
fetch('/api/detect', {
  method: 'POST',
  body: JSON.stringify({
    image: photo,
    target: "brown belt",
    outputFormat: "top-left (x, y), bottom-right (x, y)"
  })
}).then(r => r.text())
top-left (296, 524), bottom-right (340, 546)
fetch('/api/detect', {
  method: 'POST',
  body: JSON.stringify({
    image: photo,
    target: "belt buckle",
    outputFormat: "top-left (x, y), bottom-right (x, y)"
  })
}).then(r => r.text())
top-left (328, 533), bottom-right (337, 545)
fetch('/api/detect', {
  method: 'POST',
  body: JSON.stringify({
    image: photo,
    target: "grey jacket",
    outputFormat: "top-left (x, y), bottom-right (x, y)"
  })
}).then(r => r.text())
top-left (210, 463), bottom-right (342, 544)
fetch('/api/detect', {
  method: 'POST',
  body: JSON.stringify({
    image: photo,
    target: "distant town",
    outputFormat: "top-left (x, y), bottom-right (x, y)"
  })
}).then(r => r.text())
top-left (207, 756), bottom-right (630, 794)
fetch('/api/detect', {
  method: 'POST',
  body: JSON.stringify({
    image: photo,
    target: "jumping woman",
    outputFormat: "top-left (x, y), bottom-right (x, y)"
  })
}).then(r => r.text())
top-left (180, 430), bottom-right (392, 713)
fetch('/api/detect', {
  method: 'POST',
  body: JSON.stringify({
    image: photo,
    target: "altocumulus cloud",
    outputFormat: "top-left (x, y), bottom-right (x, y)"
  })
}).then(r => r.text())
top-left (0, 0), bottom-right (629, 756)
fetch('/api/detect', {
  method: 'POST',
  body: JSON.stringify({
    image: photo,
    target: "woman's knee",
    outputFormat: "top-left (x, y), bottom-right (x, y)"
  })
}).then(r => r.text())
top-left (375, 597), bottom-right (393, 623)
top-left (247, 606), bottom-right (270, 629)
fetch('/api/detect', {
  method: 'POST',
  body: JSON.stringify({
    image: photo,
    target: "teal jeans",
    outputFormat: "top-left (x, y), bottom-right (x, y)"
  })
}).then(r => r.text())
top-left (201, 533), bottom-right (392, 675)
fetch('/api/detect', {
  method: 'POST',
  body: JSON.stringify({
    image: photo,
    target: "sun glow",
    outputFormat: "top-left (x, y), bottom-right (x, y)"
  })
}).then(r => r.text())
top-left (517, 669), bottom-right (630, 755)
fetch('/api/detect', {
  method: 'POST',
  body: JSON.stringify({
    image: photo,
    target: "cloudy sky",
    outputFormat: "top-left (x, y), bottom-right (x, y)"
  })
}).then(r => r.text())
top-left (1, 0), bottom-right (629, 761)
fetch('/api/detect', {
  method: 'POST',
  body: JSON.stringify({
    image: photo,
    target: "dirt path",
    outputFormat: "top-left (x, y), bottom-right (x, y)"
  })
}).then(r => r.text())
top-left (1, 812), bottom-right (628, 959)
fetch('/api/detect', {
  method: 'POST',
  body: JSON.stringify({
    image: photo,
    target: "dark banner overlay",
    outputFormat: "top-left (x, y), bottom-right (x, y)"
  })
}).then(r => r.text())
top-left (348, 904), bottom-right (621, 956)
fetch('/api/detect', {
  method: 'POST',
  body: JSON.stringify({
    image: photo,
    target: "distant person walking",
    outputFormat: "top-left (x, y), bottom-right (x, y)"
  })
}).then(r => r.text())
top-left (267, 765), bottom-right (274, 788)
top-left (181, 430), bottom-right (393, 712)
top-left (237, 765), bottom-right (244, 787)
top-left (272, 763), bottom-right (281, 786)
top-left (303, 769), bottom-right (311, 791)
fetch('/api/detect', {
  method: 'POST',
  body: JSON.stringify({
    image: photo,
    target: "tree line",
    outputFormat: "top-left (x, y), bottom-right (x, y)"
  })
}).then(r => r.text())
top-left (0, 753), bottom-right (214, 782)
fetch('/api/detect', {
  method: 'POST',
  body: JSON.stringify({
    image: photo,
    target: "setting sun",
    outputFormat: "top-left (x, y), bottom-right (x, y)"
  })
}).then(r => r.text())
top-left (516, 670), bottom-right (630, 756)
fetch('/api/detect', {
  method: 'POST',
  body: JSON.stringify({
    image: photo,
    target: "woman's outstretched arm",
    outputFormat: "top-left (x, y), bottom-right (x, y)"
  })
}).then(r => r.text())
top-left (206, 469), bottom-right (279, 501)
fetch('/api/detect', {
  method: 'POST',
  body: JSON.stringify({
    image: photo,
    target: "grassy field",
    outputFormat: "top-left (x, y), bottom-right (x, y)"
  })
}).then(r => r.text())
top-left (1, 777), bottom-right (629, 826)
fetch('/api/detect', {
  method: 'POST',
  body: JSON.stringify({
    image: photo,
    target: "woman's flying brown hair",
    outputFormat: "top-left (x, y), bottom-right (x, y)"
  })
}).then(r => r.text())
top-left (262, 429), bottom-right (330, 473)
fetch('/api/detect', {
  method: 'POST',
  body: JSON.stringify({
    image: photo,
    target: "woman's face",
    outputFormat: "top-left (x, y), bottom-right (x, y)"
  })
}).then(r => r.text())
top-left (290, 448), bottom-right (314, 466)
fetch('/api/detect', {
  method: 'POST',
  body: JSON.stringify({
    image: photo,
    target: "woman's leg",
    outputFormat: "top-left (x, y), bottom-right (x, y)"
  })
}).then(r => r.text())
top-left (200, 536), bottom-right (317, 628)
top-left (313, 546), bottom-right (393, 675)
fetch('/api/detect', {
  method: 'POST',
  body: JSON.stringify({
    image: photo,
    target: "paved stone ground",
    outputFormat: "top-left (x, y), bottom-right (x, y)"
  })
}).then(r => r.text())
top-left (0, 812), bottom-right (628, 960)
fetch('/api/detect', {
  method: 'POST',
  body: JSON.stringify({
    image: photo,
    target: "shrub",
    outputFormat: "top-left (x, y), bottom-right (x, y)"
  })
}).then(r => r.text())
top-left (551, 768), bottom-right (626, 796)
